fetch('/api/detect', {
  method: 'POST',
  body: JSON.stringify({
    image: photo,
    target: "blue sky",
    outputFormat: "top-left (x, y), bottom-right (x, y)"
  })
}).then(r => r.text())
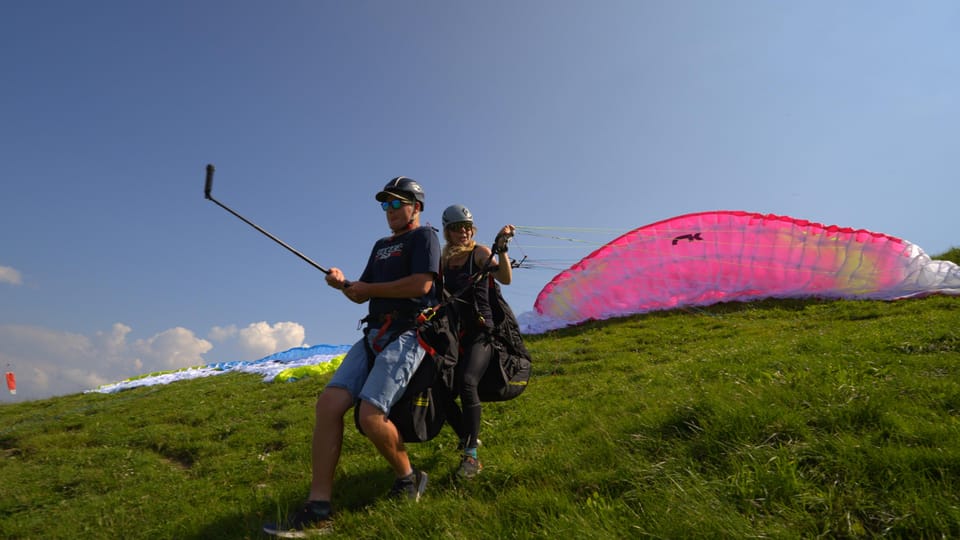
top-left (2, 1), bottom-right (957, 401)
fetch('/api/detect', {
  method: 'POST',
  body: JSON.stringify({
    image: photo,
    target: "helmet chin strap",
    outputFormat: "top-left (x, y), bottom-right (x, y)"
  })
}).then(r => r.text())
top-left (406, 203), bottom-right (424, 230)
top-left (392, 205), bottom-right (419, 235)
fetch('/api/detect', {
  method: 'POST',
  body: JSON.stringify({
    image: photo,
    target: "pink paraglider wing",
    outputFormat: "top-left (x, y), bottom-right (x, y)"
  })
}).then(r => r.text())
top-left (532, 211), bottom-right (960, 327)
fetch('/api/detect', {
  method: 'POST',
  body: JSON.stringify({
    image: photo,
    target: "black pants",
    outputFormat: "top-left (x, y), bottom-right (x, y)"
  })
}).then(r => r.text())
top-left (444, 332), bottom-right (492, 449)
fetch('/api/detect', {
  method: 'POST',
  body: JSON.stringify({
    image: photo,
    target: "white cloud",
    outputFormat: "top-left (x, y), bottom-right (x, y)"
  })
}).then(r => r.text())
top-left (0, 265), bottom-right (22, 285)
top-left (0, 324), bottom-right (130, 399)
top-left (132, 327), bottom-right (213, 371)
top-left (208, 325), bottom-right (238, 342)
top-left (94, 323), bottom-right (133, 358)
top-left (0, 323), bottom-right (211, 401)
top-left (0, 320), bottom-right (307, 401)
top-left (236, 321), bottom-right (306, 358)
top-left (30, 365), bottom-right (49, 390)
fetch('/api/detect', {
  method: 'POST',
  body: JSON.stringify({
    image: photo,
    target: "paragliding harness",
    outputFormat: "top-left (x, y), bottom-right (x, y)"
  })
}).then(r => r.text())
top-left (353, 259), bottom-right (460, 444)
top-left (463, 245), bottom-right (532, 402)
top-left (353, 232), bottom-right (529, 443)
top-left (352, 307), bottom-right (458, 444)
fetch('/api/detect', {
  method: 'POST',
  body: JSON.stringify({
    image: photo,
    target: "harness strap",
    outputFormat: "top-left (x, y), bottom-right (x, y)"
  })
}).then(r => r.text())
top-left (466, 247), bottom-right (493, 328)
top-left (360, 311), bottom-right (418, 366)
top-left (370, 313), bottom-right (393, 353)
top-left (415, 307), bottom-right (440, 357)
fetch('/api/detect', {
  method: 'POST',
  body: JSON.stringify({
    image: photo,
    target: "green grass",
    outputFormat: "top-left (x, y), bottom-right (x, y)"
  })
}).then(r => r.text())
top-left (2, 295), bottom-right (960, 539)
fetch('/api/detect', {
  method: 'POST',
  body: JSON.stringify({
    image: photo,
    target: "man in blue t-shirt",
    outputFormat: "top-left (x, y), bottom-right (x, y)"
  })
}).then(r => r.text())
top-left (266, 177), bottom-right (440, 536)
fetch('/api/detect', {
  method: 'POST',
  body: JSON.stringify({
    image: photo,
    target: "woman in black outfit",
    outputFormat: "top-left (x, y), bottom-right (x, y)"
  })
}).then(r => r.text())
top-left (440, 204), bottom-right (514, 479)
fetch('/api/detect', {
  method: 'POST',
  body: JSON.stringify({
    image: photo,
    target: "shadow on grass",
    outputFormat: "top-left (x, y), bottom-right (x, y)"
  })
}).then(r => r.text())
top-left (184, 446), bottom-right (455, 539)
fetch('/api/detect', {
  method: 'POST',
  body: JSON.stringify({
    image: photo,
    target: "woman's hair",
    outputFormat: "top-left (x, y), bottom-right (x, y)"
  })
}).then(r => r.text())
top-left (442, 226), bottom-right (478, 266)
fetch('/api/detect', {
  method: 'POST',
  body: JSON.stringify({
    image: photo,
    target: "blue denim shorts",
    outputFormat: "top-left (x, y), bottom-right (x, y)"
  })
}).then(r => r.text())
top-left (326, 328), bottom-right (425, 414)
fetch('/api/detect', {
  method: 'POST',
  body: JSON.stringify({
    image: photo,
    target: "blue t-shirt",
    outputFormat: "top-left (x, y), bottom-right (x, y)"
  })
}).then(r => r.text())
top-left (360, 226), bottom-right (441, 317)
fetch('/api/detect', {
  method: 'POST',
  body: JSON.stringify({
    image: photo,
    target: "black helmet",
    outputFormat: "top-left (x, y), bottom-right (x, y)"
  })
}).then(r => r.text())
top-left (375, 176), bottom-right (425, 210)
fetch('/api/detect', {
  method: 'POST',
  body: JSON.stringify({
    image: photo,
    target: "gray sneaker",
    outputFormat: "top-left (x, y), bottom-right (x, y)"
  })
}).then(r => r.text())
top-left (263, 500), bottom-right (333, 537)
top-left (456, 455), bottom-right (483, 479)
top-left (388, 469), bottom-right (428, 501)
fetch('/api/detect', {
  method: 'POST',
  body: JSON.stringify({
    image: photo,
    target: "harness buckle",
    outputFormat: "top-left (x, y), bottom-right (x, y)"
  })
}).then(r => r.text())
top-left (417, 307), bottom-right (438, 324)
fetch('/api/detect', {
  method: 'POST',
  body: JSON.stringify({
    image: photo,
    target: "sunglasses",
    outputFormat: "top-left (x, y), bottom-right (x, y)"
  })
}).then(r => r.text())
top-left (381, 199), bottom-right (410, 211)
top-left (447, 222), bottom-right (473, 232)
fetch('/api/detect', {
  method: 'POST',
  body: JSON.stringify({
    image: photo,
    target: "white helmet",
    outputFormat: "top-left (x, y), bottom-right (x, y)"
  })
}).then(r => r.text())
top-left (442, 204), bottom-right (474, 229)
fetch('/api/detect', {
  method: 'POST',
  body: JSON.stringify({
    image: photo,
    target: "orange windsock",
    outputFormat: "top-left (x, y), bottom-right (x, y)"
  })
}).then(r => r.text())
top-left (5, 372), bottom-right (15, 395)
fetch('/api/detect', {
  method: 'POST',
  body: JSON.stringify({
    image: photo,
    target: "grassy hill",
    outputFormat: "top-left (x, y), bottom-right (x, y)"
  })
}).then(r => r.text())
top-left (2, 294), bottom-right (959, 539)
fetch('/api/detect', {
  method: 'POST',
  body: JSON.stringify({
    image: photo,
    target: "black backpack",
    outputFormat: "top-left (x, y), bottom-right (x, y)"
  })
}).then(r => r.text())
top-left (477, 277), bottom-right (532, 402)
top-left (354, 281), bottom-right (460, 444)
